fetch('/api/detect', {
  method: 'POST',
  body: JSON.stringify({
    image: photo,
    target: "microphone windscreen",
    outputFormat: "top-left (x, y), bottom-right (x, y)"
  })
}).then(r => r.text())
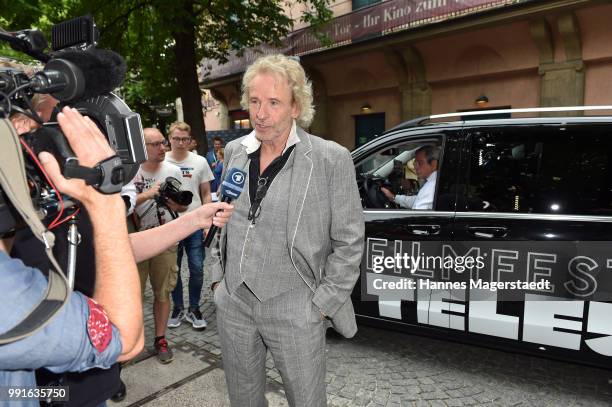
top-left (56, 48), bottom-right (126, 100)
top-left (221, 168), bottom-right (246, 200)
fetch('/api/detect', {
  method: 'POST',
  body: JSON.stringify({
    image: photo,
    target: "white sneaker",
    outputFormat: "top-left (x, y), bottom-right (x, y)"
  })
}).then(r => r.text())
top-left (167, 308), bottom-right (186, 328)
top-left (185, 308), bottom-right (207, 329)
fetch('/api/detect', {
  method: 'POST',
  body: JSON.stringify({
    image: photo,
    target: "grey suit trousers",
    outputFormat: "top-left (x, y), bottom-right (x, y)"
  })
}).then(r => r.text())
top-left (215, 281), bottom-right (327, 407)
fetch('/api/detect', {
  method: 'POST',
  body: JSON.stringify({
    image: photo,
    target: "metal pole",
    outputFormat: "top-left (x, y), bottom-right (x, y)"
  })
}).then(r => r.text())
top-left (66, 217), bottom-right (80, 290)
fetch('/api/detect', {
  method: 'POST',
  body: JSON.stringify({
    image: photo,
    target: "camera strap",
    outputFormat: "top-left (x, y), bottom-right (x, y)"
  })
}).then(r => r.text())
top-left (0, 119), bottom-right (70, 345)
top-left (64, 155), bottom-right (125, 194)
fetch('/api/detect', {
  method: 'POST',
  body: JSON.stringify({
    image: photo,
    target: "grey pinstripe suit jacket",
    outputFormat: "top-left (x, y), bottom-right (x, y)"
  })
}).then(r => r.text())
top-left (205, 127), bottom-right (365, 338)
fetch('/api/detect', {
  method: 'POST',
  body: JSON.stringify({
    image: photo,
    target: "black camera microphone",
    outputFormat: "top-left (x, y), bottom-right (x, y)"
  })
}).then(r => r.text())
top-left (203, 167), bottom-right (246, 248)
top-left (0, 29), bottom-right (50, 62)
top-left (30, 48), bottom-right (127, 102)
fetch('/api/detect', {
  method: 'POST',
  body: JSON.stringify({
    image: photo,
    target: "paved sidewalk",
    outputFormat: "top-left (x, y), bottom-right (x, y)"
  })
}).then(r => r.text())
top-left (110, 258), bottom-right (612, 407)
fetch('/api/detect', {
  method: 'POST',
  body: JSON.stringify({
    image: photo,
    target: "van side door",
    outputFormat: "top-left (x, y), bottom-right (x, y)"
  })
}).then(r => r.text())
top-left (353, 127), bottom-right (463, 327)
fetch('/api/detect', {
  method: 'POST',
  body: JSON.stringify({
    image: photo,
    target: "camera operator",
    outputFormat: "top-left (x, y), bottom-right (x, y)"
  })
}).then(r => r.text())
top-left (132, 128), bottom-right (188, 363)
top-left (0, 107), bottom-right (145, 402)
top-left (6, 97), bottom-right (233, 406)
top-left (8, 90), bottom-right (136, 406)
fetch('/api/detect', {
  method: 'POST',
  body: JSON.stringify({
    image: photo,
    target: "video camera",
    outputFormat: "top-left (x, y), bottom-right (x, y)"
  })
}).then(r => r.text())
top-left (0, 15), bottom-right (146, 237)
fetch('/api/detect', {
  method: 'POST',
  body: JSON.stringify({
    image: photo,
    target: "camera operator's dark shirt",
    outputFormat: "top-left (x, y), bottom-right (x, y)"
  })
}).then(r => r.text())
top-left (12, 209), bottom-right (96, 294)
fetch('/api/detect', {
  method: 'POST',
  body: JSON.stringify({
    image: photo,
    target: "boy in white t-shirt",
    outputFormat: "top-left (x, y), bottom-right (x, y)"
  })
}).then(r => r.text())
top-left (164, 122), bottom-right (214, 329)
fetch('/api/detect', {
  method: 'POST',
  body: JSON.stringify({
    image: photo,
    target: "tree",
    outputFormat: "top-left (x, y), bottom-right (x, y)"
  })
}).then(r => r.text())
top-left (1, 0), bottom-right (332, 154)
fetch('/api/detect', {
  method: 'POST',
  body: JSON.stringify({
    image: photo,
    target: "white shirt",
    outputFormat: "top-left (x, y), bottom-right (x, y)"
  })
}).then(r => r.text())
top-left (134, 161), bottom-right (183, 230)
top-left (120, 178), bottom-right (137, 216)
top-left (241, 120), bottom-right (301, 154)
top-left (165, 151), bottom-right (214, 213)
top-left (394, 171), bottom-right (437, 210)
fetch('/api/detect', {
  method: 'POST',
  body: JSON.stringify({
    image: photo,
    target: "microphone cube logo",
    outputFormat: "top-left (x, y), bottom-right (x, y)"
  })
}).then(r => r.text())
top-left (231, 172), bottom-right (245, 185)
top-left (221, 168), bottom-right (247, 200)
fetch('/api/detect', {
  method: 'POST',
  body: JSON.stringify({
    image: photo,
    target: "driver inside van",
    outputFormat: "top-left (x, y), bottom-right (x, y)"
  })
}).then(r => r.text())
top-left (381, 145), bottom-right (439, 210)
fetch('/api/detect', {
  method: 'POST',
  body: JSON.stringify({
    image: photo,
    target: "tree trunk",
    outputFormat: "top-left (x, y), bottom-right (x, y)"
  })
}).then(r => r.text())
top-left (172, 1), bottom-right (208, 155)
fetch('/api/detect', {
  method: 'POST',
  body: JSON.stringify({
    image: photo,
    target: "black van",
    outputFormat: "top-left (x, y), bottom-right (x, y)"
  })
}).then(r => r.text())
top-left (351, 107), bottom-right (612, 369)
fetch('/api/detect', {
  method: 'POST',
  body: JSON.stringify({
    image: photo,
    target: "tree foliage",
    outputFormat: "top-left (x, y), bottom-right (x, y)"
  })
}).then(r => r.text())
top-left (1, 0), bottom-right (332, 153)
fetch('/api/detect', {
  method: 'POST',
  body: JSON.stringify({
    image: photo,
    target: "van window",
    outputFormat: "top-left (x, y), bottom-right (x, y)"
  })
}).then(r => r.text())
top-left (355, 139), bottom-right (442, 210)
top-left (467, 126), bottom-right (612, 215)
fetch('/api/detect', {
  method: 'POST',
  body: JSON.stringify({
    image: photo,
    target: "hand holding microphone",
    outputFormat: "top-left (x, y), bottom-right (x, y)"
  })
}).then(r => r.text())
top-left (203, 167), bottom-right (246, 247)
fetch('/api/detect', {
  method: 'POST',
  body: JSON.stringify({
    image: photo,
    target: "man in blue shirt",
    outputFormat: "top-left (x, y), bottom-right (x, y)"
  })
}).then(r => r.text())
top-left (205, 136), bottom-right (224, 171)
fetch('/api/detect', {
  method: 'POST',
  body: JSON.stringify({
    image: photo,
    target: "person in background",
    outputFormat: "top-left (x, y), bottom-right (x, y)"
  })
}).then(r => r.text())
top-left (210, 148), bottom-right (224, 200)
top-left (206, 136), bottom-right (224, 171)
top-left (165, 122), bottom-right (214, 329)
top-left (189, 137), bottom-right (198, 152)
top-left (133, 128), bottom-right (187, 363)
top-left (381, 144), bottom-right (439, 210)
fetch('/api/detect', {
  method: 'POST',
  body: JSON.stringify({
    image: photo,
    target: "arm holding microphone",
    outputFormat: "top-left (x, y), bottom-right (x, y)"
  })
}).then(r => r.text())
top-left (129, 201), bottom-right (233, 263)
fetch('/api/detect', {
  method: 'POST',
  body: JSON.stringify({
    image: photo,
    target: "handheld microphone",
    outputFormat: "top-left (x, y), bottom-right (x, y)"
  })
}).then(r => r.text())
top-left (30, 48), bottom-right (127, 102)
top-left (203, 167), bottom-right (246, 248)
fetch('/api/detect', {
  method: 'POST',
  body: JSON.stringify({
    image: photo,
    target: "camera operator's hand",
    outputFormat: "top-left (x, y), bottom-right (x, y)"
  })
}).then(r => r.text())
top-left (38, 107), bottom-right (116, 206)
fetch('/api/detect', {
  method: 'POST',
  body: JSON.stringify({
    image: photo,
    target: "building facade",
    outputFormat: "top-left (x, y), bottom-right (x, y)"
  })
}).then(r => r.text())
top-left (201, 0), bottom-right (612, 150)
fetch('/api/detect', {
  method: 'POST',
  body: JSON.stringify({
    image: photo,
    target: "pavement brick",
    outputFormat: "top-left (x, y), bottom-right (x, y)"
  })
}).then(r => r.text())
top-left (457, 397), bottom-right (476, 406)
top-left (445, 390), bottom-right (464, 398)
top-left (418, 377), bottom-right (435, 385)
top-left (444, 399), bottom-right (464, 407)
top-left (419, 384), bottom-right (436, 393)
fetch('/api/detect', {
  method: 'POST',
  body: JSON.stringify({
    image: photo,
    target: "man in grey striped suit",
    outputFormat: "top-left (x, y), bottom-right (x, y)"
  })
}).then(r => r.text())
top-left (206, 54), bottom-right (364, 407)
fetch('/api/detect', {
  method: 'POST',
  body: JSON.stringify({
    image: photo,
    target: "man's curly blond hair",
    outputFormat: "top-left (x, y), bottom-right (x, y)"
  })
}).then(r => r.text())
top-left (240, 54), bottom-right (314, 128)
